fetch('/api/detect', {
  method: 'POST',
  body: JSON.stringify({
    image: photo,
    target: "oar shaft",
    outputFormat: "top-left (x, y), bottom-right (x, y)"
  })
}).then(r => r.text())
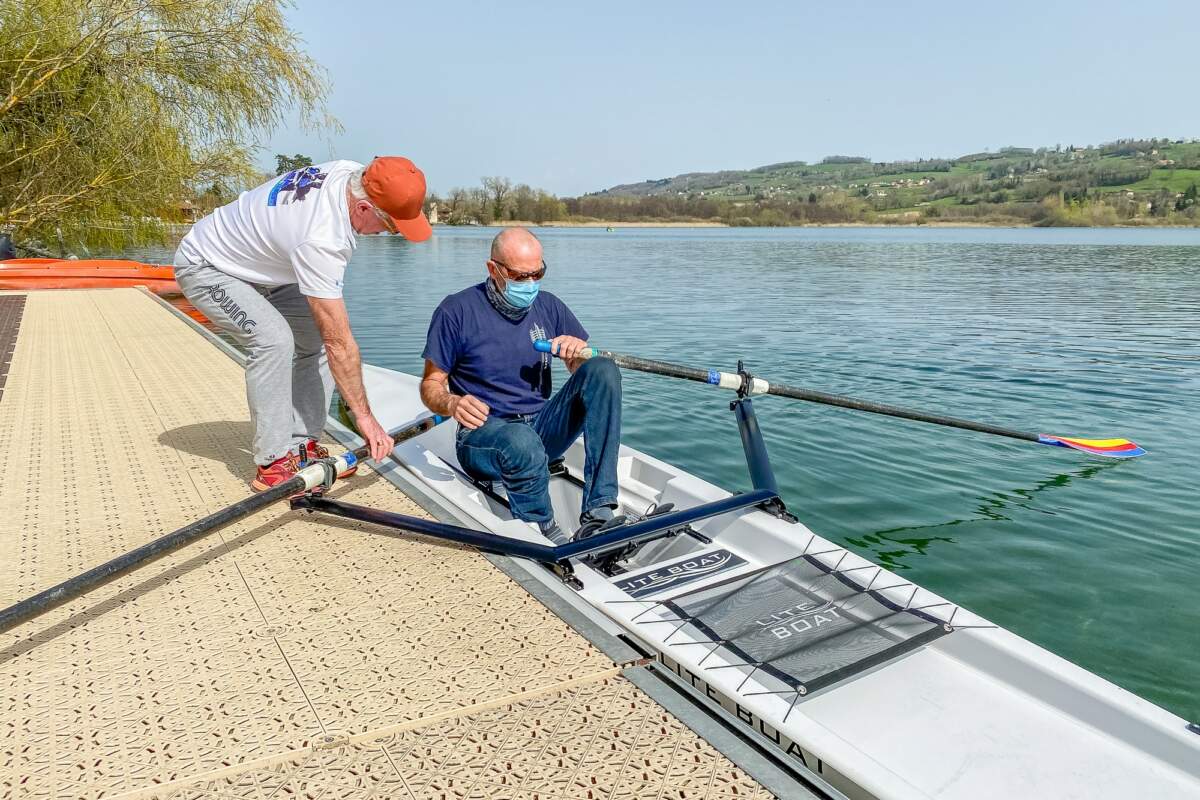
top-left (540, 342), bottom-right (1040, 443)
top-left (0, 415), bottom-right (443, 635)
top-left (763, 381), bottom-right (1039, 442)
top-left (596, 351), bottom-right (716, 384)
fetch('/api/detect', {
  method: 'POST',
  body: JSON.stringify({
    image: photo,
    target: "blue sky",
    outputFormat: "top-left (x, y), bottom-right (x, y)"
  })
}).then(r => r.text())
top-left (263, 0), bottom-right (1200, 196)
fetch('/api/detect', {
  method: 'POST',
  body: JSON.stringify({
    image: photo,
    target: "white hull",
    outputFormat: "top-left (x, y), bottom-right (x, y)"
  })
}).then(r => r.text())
top-left (350, 365), bottom-right (1200, 800)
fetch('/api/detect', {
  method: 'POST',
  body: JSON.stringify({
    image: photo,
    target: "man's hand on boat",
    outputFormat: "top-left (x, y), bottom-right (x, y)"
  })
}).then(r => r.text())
top-left (351, 409), bottom-right (394, 461)
top-left (309, 296), bottom-right (394, 461)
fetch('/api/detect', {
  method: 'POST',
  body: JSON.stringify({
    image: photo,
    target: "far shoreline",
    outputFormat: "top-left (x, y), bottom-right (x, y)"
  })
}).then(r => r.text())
top-left (451, 219), bottom-right (1200, 230)
top-left (484, 220), bottom-right (727, 228)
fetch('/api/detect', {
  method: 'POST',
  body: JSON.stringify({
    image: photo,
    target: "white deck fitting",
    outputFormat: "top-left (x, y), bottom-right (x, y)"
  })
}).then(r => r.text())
top-left (0, 290), bottom-right (775, 799)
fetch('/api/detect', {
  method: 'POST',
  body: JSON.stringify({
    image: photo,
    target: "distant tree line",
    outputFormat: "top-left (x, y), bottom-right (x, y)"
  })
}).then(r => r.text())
top-left (428, 180), bottom-right (885, 227)
top-left (426, 172), bottom-right (1198, 229)
top-left (427, 177), bottom-right (566, 225)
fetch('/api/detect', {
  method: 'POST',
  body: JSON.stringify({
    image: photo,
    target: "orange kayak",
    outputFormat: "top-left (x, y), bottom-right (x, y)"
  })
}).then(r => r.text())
top-left (0, 258), bottom-right (179, 294)
top-left (0, 258), bottom-right (211, 324)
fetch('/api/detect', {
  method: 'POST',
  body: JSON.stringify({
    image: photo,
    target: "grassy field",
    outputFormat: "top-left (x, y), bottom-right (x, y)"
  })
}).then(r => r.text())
top-left (1159, 142), bottom-right (1200, 160)
top-left (1123, 168), bottom-right (1200, 192)
top-left (864, 170), bottom-right (948, 183)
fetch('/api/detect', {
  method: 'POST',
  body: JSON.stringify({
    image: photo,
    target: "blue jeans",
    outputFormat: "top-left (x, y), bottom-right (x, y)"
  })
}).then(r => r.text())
top-left (456, 357), bottom-right (621, 524)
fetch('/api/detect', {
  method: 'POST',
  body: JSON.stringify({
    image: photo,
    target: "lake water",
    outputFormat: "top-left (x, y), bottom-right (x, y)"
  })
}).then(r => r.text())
top-left (135, 226), bottom-right (1200, 722)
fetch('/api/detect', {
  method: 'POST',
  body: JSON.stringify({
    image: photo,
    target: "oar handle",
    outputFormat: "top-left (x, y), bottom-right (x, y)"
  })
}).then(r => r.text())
top-left (534, 339), bottom-right (593, 357)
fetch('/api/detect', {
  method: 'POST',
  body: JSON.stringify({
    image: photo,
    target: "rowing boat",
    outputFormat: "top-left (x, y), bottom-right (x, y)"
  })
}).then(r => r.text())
top-left (332, 362), bottom-right (1199, 800)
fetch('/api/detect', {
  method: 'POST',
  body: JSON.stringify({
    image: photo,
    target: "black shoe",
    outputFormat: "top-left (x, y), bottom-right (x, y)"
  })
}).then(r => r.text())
top-left (539, 520), bottom-right (569, 546)
top-left (572, 513), bottom-right (628, 542)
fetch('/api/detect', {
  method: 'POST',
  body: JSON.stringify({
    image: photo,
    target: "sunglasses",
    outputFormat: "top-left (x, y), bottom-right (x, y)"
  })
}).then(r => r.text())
top-left (491, 258), bottom-right (548, 282)
top-left (369, 203), bottom-right (397, 234)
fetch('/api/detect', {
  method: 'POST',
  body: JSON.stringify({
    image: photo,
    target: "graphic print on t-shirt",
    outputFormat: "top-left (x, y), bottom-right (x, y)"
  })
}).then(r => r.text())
top-left (525, 322), bottom-right (550, 398)
top-left (267, 166), bottom-right (328, 207)
top-left (528, 323), bottom-right (549, 368)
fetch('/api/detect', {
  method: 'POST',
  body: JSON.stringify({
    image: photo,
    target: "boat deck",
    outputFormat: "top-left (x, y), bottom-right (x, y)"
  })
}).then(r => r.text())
top-left (0, 289), bottom-right (780, 799)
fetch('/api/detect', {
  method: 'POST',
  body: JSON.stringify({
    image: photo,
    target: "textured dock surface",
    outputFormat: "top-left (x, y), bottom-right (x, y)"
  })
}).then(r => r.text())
top-left (0, 289), bottom-right (774, 799)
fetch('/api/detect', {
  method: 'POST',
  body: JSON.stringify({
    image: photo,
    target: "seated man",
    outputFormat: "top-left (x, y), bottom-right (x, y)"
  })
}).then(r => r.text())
top-left (419, 228), bottom-right (623, 544)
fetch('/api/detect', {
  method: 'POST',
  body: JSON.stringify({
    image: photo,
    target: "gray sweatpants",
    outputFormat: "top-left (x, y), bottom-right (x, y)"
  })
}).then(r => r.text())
top-left (173, 257), bottom-right (333, 466)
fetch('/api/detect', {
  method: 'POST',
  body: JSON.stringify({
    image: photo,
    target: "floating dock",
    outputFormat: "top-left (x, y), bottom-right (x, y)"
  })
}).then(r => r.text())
top-left (0, 289), bottom-right (795, 799)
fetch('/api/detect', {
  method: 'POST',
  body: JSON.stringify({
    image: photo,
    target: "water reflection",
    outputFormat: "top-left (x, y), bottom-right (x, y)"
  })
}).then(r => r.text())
top-left (846, 461), bottom-right (1120, 569)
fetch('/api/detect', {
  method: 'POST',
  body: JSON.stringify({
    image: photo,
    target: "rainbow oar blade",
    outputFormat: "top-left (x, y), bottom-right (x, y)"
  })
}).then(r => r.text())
top-left (1037, 435), bottom-right (1146, 458)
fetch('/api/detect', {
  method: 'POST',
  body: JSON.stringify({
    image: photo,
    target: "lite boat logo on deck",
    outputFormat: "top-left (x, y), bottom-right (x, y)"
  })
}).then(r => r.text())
top-left (755, 599), bottom-right (844, 640)
top-left (614, 549), bottom-right (747, 598)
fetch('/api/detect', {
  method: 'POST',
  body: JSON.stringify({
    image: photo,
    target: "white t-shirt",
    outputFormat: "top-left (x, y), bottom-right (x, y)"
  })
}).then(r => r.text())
top-left (177, 160), bottom-right (360, 298)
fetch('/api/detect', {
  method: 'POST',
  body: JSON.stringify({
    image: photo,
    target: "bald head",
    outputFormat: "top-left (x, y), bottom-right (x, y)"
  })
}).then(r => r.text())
top-left (490, 227), bottom-right (542, 265)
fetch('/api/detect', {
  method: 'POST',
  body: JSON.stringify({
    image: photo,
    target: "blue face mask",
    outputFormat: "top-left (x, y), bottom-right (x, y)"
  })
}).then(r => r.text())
top-left (503, 278), bottom-right (540, 308)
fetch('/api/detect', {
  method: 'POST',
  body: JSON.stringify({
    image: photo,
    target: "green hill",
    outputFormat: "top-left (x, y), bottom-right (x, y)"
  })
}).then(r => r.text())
top-left (581, 139), bottom-right (1200, 226)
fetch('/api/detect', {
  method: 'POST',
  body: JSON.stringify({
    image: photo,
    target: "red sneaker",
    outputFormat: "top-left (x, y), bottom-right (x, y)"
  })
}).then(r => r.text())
top-left (250, 452), bottom-right (301, 492)
top-left (300, 439), bottom-right (357, 479)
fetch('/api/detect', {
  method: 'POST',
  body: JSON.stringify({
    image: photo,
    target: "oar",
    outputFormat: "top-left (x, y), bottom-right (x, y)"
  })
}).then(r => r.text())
top-left (533, 341), bottom-right (1145, 458)
top-left (0, 414), bottom-right (445, 635)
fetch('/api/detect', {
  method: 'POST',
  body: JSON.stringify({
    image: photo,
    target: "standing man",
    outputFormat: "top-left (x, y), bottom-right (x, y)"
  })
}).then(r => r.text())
top-left (174, 157), bottom-right (432, 490)
top-left (419, 228), bottom-right (624, 544)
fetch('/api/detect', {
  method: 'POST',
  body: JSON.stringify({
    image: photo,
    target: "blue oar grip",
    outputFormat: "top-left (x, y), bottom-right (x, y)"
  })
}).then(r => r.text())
top-left (533, 339), bottom-right (596, 359)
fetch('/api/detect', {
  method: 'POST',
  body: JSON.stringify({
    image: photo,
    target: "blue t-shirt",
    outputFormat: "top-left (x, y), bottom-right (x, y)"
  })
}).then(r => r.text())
top-left (423, 282), bottom-right (588, 417)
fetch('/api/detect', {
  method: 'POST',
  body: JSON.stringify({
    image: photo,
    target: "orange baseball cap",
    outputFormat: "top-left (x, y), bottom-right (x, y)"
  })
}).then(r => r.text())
top-left (361, 156), bottom-right (433, 242)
